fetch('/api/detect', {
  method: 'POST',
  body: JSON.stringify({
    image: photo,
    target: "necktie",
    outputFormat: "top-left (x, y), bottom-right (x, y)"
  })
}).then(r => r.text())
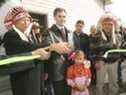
top-left (61, 28), bottom-right (66, 41)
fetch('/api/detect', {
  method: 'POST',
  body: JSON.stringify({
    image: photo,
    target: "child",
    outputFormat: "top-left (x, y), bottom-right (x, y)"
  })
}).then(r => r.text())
top-left (67, 50), bottom-right (91, 95)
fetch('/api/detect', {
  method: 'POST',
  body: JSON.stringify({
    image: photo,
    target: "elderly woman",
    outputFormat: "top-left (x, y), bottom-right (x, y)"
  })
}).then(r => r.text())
top-left (3, 6), bottom-right (51, 95)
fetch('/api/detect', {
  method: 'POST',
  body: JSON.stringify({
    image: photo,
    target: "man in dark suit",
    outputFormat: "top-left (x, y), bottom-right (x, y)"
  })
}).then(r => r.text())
top-left (42, 8), bottom-right (72, 95)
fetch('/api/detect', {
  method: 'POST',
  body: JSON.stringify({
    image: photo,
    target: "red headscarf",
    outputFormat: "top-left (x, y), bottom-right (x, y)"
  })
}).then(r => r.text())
top-left (4, 6), bottom-right (32, 30)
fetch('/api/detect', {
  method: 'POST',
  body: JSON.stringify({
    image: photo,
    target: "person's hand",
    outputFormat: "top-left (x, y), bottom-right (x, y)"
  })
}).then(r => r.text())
top-left (113, 44), bottom-right (117, 48)
top-left (73, 84), bottom-right (86, 92)
top-left (50, 42), bottom-right (71, 54)
top-left (76, 84), bottom-right (86, 92)
top-left (95, 63), bottom-right (103, 70)
top-left (84, 60), bottom-right (91, 68)
top-left (41, 73), bottom-right (48, 80)
top-left (32, 48), bottom-right (50, 60)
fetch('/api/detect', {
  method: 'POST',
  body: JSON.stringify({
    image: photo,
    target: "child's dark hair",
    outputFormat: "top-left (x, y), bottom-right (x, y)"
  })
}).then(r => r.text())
top-left (74, 50), bottom-right (86, 59)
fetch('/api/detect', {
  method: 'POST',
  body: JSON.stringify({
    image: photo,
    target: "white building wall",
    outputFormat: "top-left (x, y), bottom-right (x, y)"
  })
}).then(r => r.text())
top-left (71, 0), bottom-right (104, 33)
top-left (22, 0), bottom-right (104, 33)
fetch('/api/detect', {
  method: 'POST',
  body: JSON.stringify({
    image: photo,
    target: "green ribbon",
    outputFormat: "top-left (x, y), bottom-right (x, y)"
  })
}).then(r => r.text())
top-left (103, 49), bottom-right (126, 58)
top-left (0, 49), bottom-right (126, 66)
top-left (0, 55), bottom-right (40, 66)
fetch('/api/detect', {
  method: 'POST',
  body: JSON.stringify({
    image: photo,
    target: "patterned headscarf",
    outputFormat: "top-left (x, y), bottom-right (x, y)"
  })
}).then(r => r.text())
top-left (98, 13), bottom-right (117, 28)
top-left (98, 13), bottom-right (118, 45)
top-left (4, 6), bottom-right (32, 30)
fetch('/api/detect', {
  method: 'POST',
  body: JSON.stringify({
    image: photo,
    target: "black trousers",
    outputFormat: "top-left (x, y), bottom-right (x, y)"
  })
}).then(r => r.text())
top-left (53, 80), bottom-right (70, 95)
top-left (10, 64), bottom-right (41, 95)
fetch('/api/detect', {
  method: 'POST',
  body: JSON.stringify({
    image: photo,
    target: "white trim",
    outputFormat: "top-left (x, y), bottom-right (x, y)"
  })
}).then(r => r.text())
top-left (12, 25), bottom-right (29, 42)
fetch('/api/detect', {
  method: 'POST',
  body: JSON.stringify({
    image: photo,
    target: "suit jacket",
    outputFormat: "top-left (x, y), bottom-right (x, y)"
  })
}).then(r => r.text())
top-left (42, 24), bottom-right (71, 81)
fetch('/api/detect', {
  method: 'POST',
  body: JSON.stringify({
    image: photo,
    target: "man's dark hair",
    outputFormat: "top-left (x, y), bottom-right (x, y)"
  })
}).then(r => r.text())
top-left (76, 20), bottom-right (84, 25)
top-left (53, 8), bottom-right (66, 16)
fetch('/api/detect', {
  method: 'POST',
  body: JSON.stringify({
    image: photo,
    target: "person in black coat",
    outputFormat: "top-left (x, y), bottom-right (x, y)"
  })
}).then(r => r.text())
top-left (92, 14), bottom-right (121, 95)
top-left (3, 6), bottom-right (50, 95)
top-left (73, 20), bottom-right (90, 59)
